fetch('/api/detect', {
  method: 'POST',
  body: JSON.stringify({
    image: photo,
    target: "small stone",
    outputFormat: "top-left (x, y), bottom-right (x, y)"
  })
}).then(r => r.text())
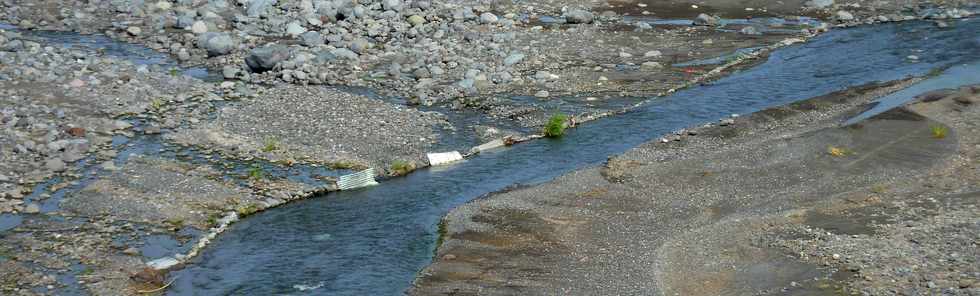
top-left (101, 161), bottom-right (118, 171)
top-left (442, 254), bottom-right (457, 260)
top-left (694, 13), bottom-right (719, 26)
top-left (197, 32), bottom-right (235, 56)
top-left (45, 158), bottom-right (67, 172)
top-left (123, 247), bottom-right (140, 255)
top-left (564, 8), bottom-right (595, 24)
top-left (644, 50), bottom-right (662, 58)
top-left (126, 26), bottom-right (142, 36)
top-left (907, 55), bottom-right (919, 60)
top-left (619, 52), bottom-right (633, 58)
top-left (480, 12), bottom-right (498, 24)
top-left (23, 203), bottom-right (39, 214)
top-left (407, 15), bottom-right (426, 26)
top-left (155, 1), bottom-right (172, 10)
top-left (535, 90), bottom-right (550, 98)
top-left (836, 10), bottom-right (855, 21)
top-left (222, 65), bottom-right (239, 79)
top-left (640, 61), bottom-right (663, 70)
top-left (299, 31), bottom-right (323, 47)
top-left (503, 53), bottom-right (525, 66)
top-left (286, 22), bottom-right (307, 36)
top-left (740, 26), bottom-right (762, 35)
top-left (190, 21), bottom-right (208, 34)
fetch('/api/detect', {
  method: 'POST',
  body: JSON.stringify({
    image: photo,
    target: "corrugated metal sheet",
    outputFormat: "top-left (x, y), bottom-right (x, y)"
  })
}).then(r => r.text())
top-left (337, 168), bottom-right (378, 190)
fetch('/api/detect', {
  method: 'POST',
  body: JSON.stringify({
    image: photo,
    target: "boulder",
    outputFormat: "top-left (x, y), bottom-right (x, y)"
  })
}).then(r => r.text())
top-left (564, 9), bottom-right (594, 24)
top-left (245, 45), bottom-right (290, 72)
top-left (197, 32), bottom-right (235, 56)
top-left (694, 13), bottom-right (720, 26)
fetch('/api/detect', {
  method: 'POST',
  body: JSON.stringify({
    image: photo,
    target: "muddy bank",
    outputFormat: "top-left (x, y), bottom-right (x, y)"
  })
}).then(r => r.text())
top-left (411, 79), bottom-right (980, 294)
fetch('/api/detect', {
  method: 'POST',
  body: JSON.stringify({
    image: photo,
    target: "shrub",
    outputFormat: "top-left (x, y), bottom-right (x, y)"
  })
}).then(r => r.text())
top-left (930, 125), bottom-right (947, 139)
top-left (543, 112), bottom-right (568, 138)
top-left (236, 203), bottom-right (260, 216)
top-left (246, 165), bottom-right (264, 180)
top-left (261, 138), bottom-right (279, 152)
top-left (391, 160), bottom-right (414, 176)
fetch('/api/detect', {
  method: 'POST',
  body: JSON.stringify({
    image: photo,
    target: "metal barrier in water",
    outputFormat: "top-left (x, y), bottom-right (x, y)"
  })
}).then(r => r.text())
top-left (337, 168), bottom-right (379, 190)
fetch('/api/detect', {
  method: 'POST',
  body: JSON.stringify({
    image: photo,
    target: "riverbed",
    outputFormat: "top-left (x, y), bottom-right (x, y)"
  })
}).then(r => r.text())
top-left (168, 18), bottom-right (980, 295)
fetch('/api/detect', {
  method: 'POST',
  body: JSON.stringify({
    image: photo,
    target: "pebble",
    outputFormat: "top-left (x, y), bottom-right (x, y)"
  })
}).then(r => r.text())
top-left (23, 203), bottom-right (40, 214)
top-left (535, 90), bottom-right (550, 98)
top-left (126, 27), bottom-right (142, 36)
top-left (480, 12), bottom-right (498, 24)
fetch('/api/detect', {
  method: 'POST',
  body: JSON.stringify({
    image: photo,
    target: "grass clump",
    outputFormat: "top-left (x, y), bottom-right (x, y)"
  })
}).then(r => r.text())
top-left (930, 125), bottom-right (948, 139)
top-left (236, 203), bottom-right (260, 216)
top-left (827, 146), bottom-right (850, 157)
top-left (543, 112), bottom-right (568, 138)
top-left (150, 99), bottom-right (164, 111)
top-left (434, 219), bottom-right (448, 254)
top-left (163, 218), bottom-right (185, 229)
top-left (246, 165), bottom-right (264, 180)
top-left (261, 137), bottom-right (280, 152)
top-left (390, 160), bottom-right (415, 176)
top-left (206, 212), bottom-right (223, 226)
top-left (329, 161), bottom-right (363, 170)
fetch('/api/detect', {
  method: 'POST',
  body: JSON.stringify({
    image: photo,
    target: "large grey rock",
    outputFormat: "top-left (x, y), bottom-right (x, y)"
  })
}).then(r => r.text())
top-left (694, 13), bottom-right (720, 26)
top-left (286, 22), bottom-right (307, 36)
top-left (45, 158), bottom-right (66, 172)
top-left (247, 0), bottom-right (277, 17)
top-left (480, 12), bottom-right (498, 24)
top-left (331, 48), bottom-right (359, 60)
top-left (246, 45), bottom-right (290, 72)
top-left (503, 53), bottom-right (525, 66)
top-left (805, 0), bottom-right (834, 8)
top-left (61, 140), bottom-right (90, 162)
top-left (349, 38), bottom-right (370, 53)
top-left (564, 9), bottom-right (594, 24)
top-left (299, 31), bottom-right (323, 47)
top-left (197, 32), bottom-right (235, 56)
top-left (382, 0), bottom-right (402, 12)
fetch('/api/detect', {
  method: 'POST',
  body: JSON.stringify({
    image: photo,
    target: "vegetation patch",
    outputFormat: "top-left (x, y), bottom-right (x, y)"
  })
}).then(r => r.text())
top-left (930, 125), bottom-right (948, 139)
top-left (434, 219), bottom-right (448, 254)
top-left (827, 146), bottom-right (851, 157)
top-left (246, 165), bottom-right (264, 180)
top-left (150, 99), bottom-right (164, 111)
top-left (543, 112), bottom-right (568, 138)
top-left (329, 161), bottom-right (365, 170)
top-left (163, 218), bottom-right (185, 230)
top-left (261, 137), bottom-right (280, 152)
top-left (390, 160), bottom-right (415, 176)
top-left (236, 203), bottom-right (260, 216)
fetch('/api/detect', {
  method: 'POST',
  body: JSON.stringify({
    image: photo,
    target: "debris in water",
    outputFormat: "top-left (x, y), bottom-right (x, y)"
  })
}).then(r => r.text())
top-left (293, 282), bottom-right (324, 291)
top-left (427, 151), bottom-right (463, 166)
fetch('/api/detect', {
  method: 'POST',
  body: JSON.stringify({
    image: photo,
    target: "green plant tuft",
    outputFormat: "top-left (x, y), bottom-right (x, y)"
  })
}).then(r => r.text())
top-left (390, 160), bottom-right (414, 176)
top-left (246, 165), bottom-right (264, 180)
top-left (261, 137), bottom-right (280, 152)
top-left (543, 112), bottom-right (568, 138)
top-left (930, 125), bottom-right (947, 139)
top-left (150, 99), bottom-right (164, 111)
top-left (236, 203), bottom-right (260, 216)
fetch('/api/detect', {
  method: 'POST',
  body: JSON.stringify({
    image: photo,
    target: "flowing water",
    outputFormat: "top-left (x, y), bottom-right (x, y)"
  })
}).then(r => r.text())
top-left (169, 19), bottom-right (980, 295)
